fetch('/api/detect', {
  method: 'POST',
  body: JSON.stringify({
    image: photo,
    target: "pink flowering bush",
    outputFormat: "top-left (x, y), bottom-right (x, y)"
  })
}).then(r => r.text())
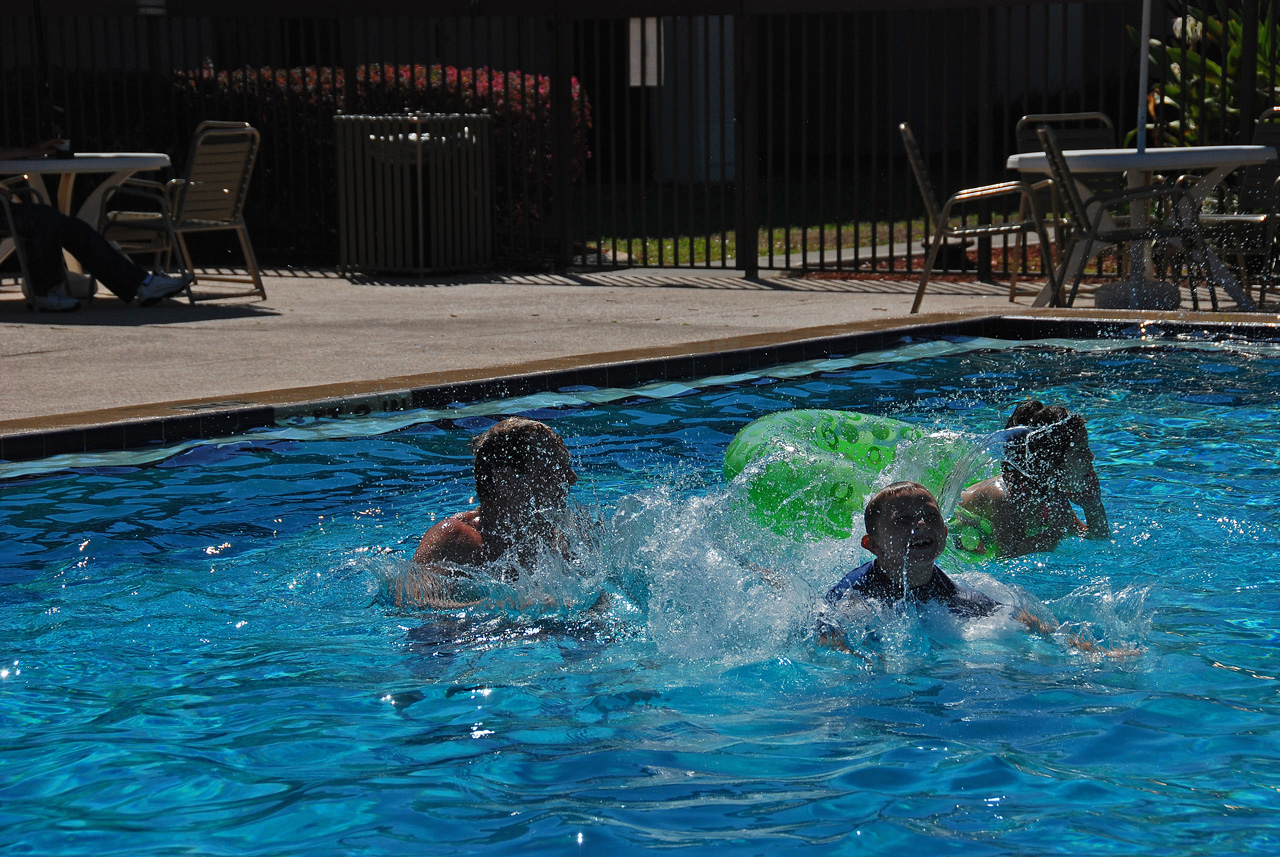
top-left (171, 60), bottom-right (593, 263)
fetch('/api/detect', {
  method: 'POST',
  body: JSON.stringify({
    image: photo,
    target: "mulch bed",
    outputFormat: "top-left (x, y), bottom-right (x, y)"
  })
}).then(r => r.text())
top-left (802, 242), bottom-right (1118, 282)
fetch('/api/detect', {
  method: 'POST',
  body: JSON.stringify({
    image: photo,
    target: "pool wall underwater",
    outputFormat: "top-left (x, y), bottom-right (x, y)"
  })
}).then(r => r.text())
top-left (5, 312), bottom-right (1280, 464)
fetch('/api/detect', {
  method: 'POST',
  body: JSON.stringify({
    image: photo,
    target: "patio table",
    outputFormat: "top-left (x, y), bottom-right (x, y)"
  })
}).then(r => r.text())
top-left (0, 152), bottom-right (170, 278)
top-left (1007, 145), bottom-right (1276, 309)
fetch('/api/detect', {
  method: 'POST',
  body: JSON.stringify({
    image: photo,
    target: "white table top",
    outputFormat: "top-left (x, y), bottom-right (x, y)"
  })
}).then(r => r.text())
top-left (1007, 145), bottom-right (1276, 174)
top-left (0, 152), bottom-right (170, 174)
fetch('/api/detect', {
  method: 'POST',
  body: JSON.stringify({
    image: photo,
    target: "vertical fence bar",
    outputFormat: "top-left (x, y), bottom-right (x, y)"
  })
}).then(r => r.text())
top-left (816, 12), bottom-right (826, 271)
top-left (763, 15), bottom-right (774, 269)
top-left (782, 15), bottom-right (792, 268)
top-left (552, 8), bottom-right (572, 270)
top-left (702, 15), bottom-right (712, 267)
top-left (866, 11), bottom-right (879, 272)
top-left (798, 13), bottom-right (809, 270)
top-left (849, 12), bottom-right (860, 271)
top-left (685, 15), bottom-right (696, 267)
top-left (717, 14), bottom-right (727, 268)
top-left (674, 16), bottom-right (686, 266)
top-left (734, 12), bottom-right (758, 278)
top-left (654, 16), bottom-right (666, 266)
top-left (892, 10), bottom-right (906, 274)
top-left (608, 18), bottom-right (619, 267)
top-left (1241, 0), bottom-right (1258, 142)
top-left (590, 18), bottom-right (603, 268)
top-left (976, 5), bottom-right (994, 282)
top-left (628, 16), bottom-right (640, 265)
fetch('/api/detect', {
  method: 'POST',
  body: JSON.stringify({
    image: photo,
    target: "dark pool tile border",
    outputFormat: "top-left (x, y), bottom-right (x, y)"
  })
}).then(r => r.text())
top-left (5, 312), bottom-right (1280, 464)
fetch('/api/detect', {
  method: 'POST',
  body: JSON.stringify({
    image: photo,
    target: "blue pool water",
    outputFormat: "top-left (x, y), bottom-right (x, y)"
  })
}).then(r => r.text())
top-left (3, 334), bottom-right (1280, 855)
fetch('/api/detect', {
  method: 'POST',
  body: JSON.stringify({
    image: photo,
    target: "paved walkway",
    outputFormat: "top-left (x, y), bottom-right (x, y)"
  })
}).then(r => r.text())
top-left (0, 268), bottom-right (1268, 436)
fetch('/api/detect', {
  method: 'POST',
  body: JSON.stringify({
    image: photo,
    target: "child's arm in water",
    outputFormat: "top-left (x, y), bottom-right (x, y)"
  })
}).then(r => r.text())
top-left (394, 566), bottom-right (485, 610)
top-left (1013, 609), bottom-right (1139, 658)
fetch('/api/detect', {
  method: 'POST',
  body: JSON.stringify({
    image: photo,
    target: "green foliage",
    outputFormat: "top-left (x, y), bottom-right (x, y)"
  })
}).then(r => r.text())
top-left (1131, 2), bottom-right (1279, 146)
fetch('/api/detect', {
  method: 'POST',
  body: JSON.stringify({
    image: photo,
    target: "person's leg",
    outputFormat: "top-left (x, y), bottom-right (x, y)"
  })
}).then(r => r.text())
top-left (7, 202), bottom-right (74, 295)
top-left (10, 202), bottom-right (147, 301)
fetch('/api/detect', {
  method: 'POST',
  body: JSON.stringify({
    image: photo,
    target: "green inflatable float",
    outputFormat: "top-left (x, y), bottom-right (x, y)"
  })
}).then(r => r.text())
top-left (723, 409), bottom-right (992, 543)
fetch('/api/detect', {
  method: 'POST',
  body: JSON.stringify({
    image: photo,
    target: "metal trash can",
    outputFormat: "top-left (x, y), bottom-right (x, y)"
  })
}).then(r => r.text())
top-left (335, 113), bottom-right (493, 274)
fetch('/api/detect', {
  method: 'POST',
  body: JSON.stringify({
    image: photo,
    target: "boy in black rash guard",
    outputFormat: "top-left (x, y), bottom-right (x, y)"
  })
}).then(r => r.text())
top-left (824, 481), bottom-right (999, 620)
top-left (819, 481), bottom-right (1136, 656)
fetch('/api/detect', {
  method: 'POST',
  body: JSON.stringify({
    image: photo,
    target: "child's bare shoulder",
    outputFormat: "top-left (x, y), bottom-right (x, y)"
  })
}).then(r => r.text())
top-left (415, 510), bottom-right (485, 567)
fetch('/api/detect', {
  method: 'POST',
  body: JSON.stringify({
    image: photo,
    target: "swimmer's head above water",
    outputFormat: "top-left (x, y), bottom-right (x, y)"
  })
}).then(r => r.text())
top-left (472, 417), bottom-right (577, 516)
top-left (862, 481), bottom-right (948, 587)
top-left (1001, 399), bottom-right (1096, 494)
top-left (407, 418), bottom-right (578, 593)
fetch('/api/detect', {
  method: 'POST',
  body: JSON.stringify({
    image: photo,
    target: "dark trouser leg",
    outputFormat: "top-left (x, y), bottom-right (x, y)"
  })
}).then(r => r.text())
top-left (9, 202), bottom-right (147, 301)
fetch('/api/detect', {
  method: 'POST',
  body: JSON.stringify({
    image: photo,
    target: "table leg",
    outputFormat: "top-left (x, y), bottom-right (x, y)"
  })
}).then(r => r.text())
top-left (1188, 239), bottom-right (1255, 310)
top-left (1032, 238), bottom-right (1092, 307)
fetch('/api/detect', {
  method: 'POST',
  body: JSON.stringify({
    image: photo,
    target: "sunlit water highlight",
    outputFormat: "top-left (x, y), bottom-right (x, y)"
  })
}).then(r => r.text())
top-left (3, 335), bottom-right (1280, 854)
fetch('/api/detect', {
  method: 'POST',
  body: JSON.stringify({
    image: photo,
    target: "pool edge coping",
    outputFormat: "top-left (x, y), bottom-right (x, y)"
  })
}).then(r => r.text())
top-left (4, 307), bottom-right (1279, 463)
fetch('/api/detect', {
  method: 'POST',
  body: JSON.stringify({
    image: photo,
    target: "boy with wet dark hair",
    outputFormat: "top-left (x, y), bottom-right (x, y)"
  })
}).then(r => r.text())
top-left (955, 399), bottom-right (1110, 558)
top-left (397, 417), bottom-right (578, 608)
top-left (821, 481), bottom-right (1134, 656)
top-left (824, 481), bottom-right (999, 620)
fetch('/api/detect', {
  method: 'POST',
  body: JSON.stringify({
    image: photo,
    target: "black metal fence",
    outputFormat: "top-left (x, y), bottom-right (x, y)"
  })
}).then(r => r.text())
top-left (2, 0), bottom-right (1272, 276)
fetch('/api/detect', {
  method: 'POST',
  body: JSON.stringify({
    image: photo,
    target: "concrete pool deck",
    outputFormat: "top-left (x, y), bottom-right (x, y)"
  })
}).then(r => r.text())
top-left (1, 267), bottom-right (1276, 460)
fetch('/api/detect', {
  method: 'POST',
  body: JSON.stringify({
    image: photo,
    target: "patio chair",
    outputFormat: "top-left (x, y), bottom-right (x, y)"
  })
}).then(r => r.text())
top-left (1015, 112), bottom-right (1119, 294)
top-left (899, 122), bottom-right (1054, 314)
top-left (1192, 107), bottom-right (1280, 308)
top-left (1036, 124), bottom-right (1211, 308)
top-left (100, 121), bottom-right (265, 302)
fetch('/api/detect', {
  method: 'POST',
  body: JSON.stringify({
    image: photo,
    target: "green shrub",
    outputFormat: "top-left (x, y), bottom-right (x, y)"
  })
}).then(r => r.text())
top-left (1133, 3), bottom-right (1280, 146)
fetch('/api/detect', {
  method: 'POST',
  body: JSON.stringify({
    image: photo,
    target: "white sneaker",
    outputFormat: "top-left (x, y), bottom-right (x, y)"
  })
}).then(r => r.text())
top-left (27, 285), bottom-right (80, 313)
top-left (137, 272), bottom-right (186, 307)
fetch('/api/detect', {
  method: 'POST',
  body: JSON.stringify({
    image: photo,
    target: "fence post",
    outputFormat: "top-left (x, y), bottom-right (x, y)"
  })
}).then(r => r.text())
top-left (1240, 0), bottom-right (1259, 143)
top-left (552, 7), bottom-right (574, 271)
top-left (975, 5), bottom-right (994, 283)
top-left (735, 11), bottom-right (759, 278)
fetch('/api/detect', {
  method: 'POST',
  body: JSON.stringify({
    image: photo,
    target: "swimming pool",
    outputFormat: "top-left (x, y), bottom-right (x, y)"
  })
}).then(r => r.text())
top-left (4, 333), bottom-right (1279, 854)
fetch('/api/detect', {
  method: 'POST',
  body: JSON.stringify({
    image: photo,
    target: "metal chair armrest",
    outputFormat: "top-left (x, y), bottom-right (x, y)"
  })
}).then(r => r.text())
top-left (0, 176), bottom-right (51, 206)
top-left (100, 182), bottom-right (177, 231)
top-left (120, 177), bottom-right (168, 193)
top-left (949, 180), bottom-right (1033, 203)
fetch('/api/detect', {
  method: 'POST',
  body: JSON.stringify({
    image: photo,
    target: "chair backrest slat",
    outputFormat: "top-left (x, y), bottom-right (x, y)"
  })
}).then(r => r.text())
top-left (898, 122), bottom-right (943, 227)
top-left (175, 121), bottom-right (260, 224)
top-left (1037, 125), bottom-right (1090, 235)
top-left (1017, 112), bottom-right (1114, 154)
